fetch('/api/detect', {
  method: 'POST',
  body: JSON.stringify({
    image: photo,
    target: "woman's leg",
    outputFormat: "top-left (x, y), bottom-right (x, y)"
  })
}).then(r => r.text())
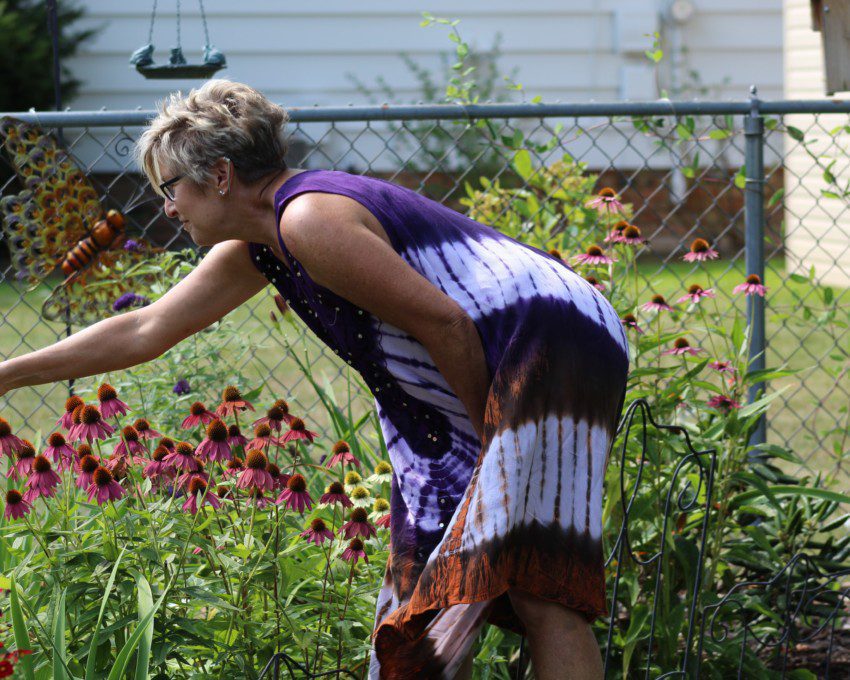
top-left (508, 589), bottom-right (603, 680)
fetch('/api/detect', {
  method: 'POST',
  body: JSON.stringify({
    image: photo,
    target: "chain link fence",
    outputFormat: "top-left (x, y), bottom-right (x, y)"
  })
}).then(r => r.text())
top-left (0, 97), bottom-right (848, 481)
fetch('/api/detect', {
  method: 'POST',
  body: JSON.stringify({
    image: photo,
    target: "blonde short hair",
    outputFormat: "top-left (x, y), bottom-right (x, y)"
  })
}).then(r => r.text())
top-left (135, 79), bottom-right (290, 194)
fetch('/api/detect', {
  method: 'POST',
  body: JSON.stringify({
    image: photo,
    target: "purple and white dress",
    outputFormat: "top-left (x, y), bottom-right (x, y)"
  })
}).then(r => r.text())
top-left (247, 169), bottom-right (629, 679)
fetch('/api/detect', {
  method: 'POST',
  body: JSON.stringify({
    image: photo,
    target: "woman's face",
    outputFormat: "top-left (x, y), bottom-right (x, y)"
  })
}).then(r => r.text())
top-left (159, 162), bottom-right (227, 246)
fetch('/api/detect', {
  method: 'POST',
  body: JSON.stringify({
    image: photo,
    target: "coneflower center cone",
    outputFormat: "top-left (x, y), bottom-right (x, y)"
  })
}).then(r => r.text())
top-left (246, 450), bottom-right (267, 469)
top-left (207, 419), bottom-right (228, 441)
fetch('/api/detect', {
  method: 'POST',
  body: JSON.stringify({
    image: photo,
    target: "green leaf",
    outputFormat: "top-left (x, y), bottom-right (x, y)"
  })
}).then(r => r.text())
top-left (512, 149), bottom-right (533, 181)
top-left (709, 129), bottom-right (731, 140)
top-left (731, 485), bottom-right (850, 508)
top-left (134, 575), bottom-right (154, 680)
top-left (767, 187), bottom-right (785, 207)
top-left (821, 189), bottom-right (841, 200)
top-left (107, 587), bottom-right (170, 680)
top-left (86, 547), bottom-right (127, 679)
top-left (10, 577), bottom-right (34, 680)
top-left (786, 126), bottom-right (805, 142)
top-left (52, 589), bottom-right (67, 680)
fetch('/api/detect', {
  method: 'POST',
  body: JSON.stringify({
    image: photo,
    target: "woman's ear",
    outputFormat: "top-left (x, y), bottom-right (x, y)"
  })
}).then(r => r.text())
top-left (214, 157), bottom-right (232, 196)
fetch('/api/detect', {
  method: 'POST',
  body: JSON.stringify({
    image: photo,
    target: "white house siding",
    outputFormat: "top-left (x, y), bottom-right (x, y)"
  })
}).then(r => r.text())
top-left (783, 0), bottom-right (850, 286)
top-left (53, 1), bottom-right (782, 173)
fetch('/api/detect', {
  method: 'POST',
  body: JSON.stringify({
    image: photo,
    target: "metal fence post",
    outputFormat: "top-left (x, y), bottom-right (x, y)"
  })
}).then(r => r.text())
top-left (744, 86), bottom-right (767, 451)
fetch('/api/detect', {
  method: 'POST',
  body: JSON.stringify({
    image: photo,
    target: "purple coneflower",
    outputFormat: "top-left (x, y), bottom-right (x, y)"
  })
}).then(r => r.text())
top-left (280, 418), bottom-right (318, 444)
top-left (237, 450), bottom-right (274, 492)
top-left (548, 248), bottom-right (564, 262)
top-left (604, 220), bottom-right (629, 244)
top-left (175, 458), bottom-right (208, 491)
top-left (4, 489), bottom-right (31, 520)
top-left (585, 187), bottom-right (625, 214)
top-left (69, 405), bottom-right (114, 443)
top-left (181, 402), bottom-right (217, 429)
top-left (267, 463), bottom-right (289, 491)
top-left (252, 405), bottom-right (291, 432)
top-left (43, 432), bottom-right (75, 472)
top-left (227, 424), bottom-right (249, 449)
top-left (0, 417), bottom-right (25, 458)
top-left (223, 456), bottom-right (244, 478)
top-left (733, 274), bottom-right (768, 297)
top-left (216, 386), bottom-right (255, 418)
top-left (662, 337), bottom-right (703, 357)
top-left (98, 383), bottom-right (129, 419)
top-left (105, 453), bottom-right (129, 481)
top-left (74, 443), bottom-right (93, 461)
top-left (620, 313), bottom-right (644, 334)
top-left (24, 455), bottom-right (61, 502)
top-left (641, 294), bottom-right (675, 313)
top-left (340, 538), bottom-right (368, 565)
top-left (172, 379), bottom-right (191, 396)
top-left (340, 507), bottom-right (377, 540)
top-left (300, 517), bottom-right (335, 546)
top-left (572, 244), bottom-right (616, 266)
top-left (677, 284), bottom-right (716, 304)
top-left (112, 426), bottom-right (147, 462)
top-left (132, 418), bottom-right (162, 440)
top-left (143, 445), bottom-right (175, 483)
top-left (248, 423), bottom-right (277, 451)
top-left (182, 478), bottom-right (221, 515)
top-left (620, 224), bottom-right (645, 246)
top-left (164, 441), bottom-right (198, 471)
top-left (7, 440), bottom-right (36, 480)
top-left (683, 238), bottom-right (719, 262)
top-left (325, 440), bottom-right (361, 469)
top-left (707, 394), bottom-right (741, 412)
top-left (76, 454), bottom-right (101, 490)
top-left (56, 395), bottom-right (84, 430)
top-left (276, 473), bottom-right (313, 514)
top-left (196, 419), bottom-right (232, 462)
top-left (158, 437), bottom-right (176, 451)
top-left (709, 360), bottom-right (736, 374)
top-left (87, 466), bottom-right (126, 505)
top-left (320, 481), bottom-right (353, 508)
top-left (583, 274), bottom-right (605, 293)
top-left (375, 513), bottom-right (391, 528)
top-left (246, 487), bottom-right (271, 509)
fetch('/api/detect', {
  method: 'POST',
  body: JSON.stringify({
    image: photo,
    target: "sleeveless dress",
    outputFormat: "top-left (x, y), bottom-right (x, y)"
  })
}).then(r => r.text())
top-left (247, 169), bottom-right (629, 679)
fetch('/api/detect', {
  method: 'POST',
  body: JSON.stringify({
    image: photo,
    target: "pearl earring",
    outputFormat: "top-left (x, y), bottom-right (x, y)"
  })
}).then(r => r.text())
top-left (219, 190), bottom-right (225, 196)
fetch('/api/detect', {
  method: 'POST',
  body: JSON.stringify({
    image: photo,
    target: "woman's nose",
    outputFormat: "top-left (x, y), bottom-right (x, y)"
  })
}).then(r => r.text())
top-left (163, 196), bottom-right (178, 218)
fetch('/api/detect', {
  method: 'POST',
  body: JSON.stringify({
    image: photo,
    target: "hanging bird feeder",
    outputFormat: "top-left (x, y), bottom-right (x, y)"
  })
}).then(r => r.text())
top-left (130, 0), bottom-right (226, 80)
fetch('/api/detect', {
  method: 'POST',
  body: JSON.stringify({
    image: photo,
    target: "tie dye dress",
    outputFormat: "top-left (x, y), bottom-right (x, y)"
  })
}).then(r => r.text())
top-left (246, 169), bottom-right (629, 679)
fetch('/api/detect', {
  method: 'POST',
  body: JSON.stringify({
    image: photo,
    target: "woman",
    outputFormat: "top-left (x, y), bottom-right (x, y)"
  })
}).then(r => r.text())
top-left (0, 80), bottom-right (628, 679)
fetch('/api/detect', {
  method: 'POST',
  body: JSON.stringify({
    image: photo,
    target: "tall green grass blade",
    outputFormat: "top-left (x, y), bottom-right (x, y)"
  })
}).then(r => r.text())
top-left (106, 587), bottom-right (169, 680)
top-left (134, 574), bottom-right (153, 680)
top-left (52, 589), bottom-right (67, 680)
top-left (85, 547), bottom-right (127, 679)
top-left (10, 576), bottom-right (35, 680)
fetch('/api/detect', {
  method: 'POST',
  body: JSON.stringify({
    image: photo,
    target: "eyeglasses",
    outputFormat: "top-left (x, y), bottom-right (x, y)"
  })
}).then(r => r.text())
top-left (159, 174), bottom-right (183, 200)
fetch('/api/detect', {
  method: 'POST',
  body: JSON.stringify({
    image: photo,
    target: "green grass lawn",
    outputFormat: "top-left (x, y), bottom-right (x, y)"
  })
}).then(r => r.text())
top-left (1, 255), bottom-right (847, 488)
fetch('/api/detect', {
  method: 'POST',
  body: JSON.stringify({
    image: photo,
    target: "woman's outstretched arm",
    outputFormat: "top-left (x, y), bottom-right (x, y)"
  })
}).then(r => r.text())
top-left (0, 240), bottom-right (268, 398)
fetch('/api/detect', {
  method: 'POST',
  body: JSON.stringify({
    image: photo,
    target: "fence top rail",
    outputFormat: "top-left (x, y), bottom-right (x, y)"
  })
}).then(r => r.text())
top-left (5, 98), bottom-right (850, 127)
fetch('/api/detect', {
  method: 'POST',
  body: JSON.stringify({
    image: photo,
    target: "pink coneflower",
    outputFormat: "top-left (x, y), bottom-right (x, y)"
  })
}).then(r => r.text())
top-left (620, 224), bottom-right (645, 246)
top-left (707, 394), bottom-right (741, 412)
top-left (320, 481), bottom-right (353, 508)
top-left (677, 284), bottom-right (716, 304)
top-left (56, 395), bottom-right (84, 430)
top-left (158, 437), bottom-right (176, 452)
top-left (276, 473), bottom-right (313, 514)
top-left (227, 424), bottom-right (249, 449)
top-left (164, 442), bottom-right (198, 471)
top-left (4, 489), bottom-right (31, 521)
top-left (246, 487), bottom-right (271, 509)
top-left (603, 220), bottom-right (629, 244)
top-left (280, 418), bottom-right (318, 444)
top-left (143, 445), bottom-right (175, 483)
top-left (76, 454), bottom-right (100, 490)
top-left (215, 386), bottom-right (255, 418)
top-left (7, 440), bottom-right (35, 480)
top-left (87, 466), bottom-right (126, 505)
top-left (223, 456), bottom-right (244, 478)
top-left (375, 513), bottom-right (391, 528)
top-left (74, 443), bottom-right (93, 461)
top-left (583, 274), bottom-right (606, 293)
top-left (662, 337), bottom-right (703, 356)
top-left (683, 238), bottom-right (719, 262)
top-left (43, 433), bottom-right (75, 472)
top-left (237, 450), bottom-right (274, 492)
top-left (97, 383), bottom-right (129, 419)
top-left (267, 463), bottom-right (289, 491)
top-left (300, 517), bottom-right (335, 546)
top-left (112, 426), bottom-right (147, 462)
top-left (620, 313), bottom-right (644, 334)
top-left (252, 404), bottom-right (291, 432)
top-left (325, 440), bottom-right (361, 469)
top-left (69, 405), bottom-right (114, 443)
top-left (182, 478), bottom-right (221, 514)
top-left (641, 294), bottom-right (675, 313)
top-left (181, 402), bottom-right (217, 429)
top-left (132, 418), bottom-right (162, 440)
top-left (548, 248), bottom-right (565, 262)
top-left (248, 423), bottom-right (277, 451)
top-left (339, 507), bottom-right (377, 540)
top-left (24, 455), bottom-right (61, 502)
top-left (572, 244), bottom-right (616, 266)
top-left (105, 453), bottom-right (129, 481)
top-left (175, 458), bottom-right (208, 491)
top-left (709, 360), bottom-right (736, 374)
top-left (0, 418), bottom-right (25, 459)
top-left (340, 538), bottom-right (368, 565)
top-left (196, 419), bottom-right (232, 463)
top-left (733, 274), bottom-right (768, 297)
top-left (585, 187), bottom-right (625, 214)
